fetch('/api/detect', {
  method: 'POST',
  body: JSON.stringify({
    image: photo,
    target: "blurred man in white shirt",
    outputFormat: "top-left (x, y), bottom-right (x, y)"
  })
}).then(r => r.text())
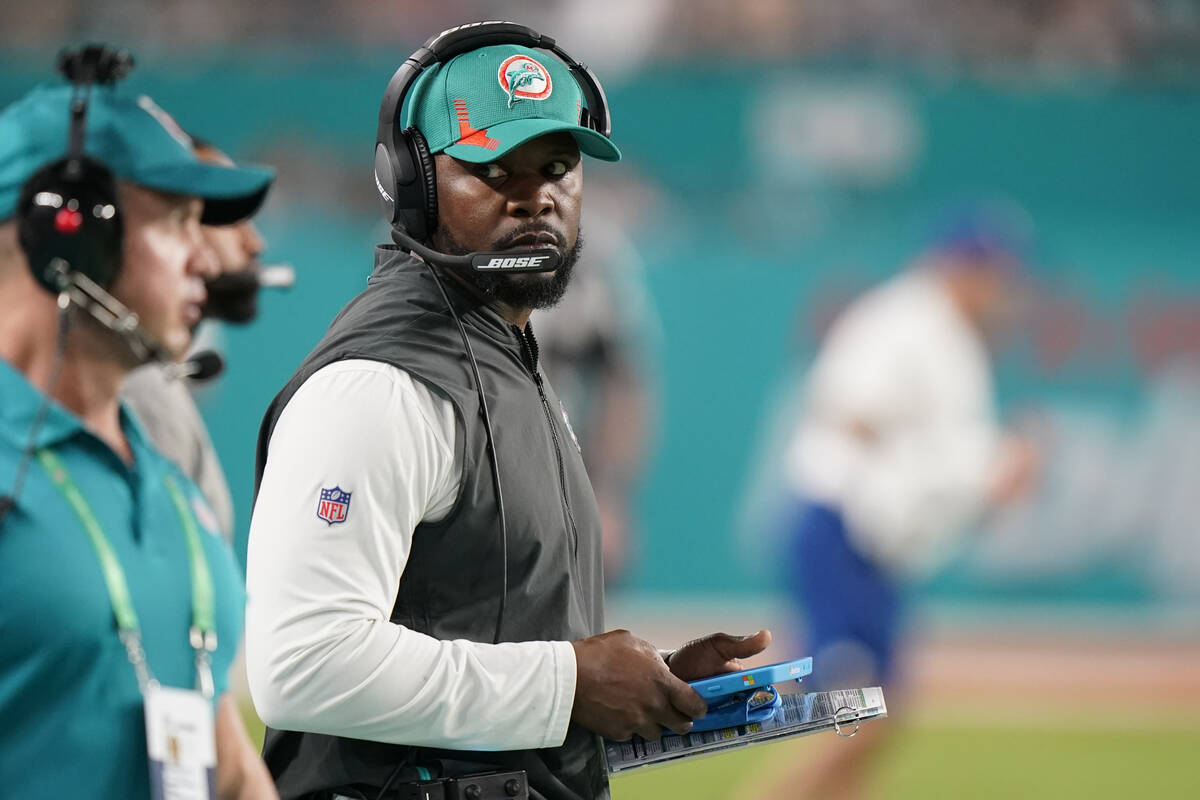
top-left (764, 208), bottom-right (1037, 800)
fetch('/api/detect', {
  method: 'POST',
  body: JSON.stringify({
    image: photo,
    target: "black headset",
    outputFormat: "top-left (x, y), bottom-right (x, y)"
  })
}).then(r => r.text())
top-left (15, 45), bottom-right (170, 366)
top-left (17, 45), bottom-right (133, 295)
top-left (0, 45), bottom-right (138, 526)
top-left (373, 21), bottom-right (611, 272)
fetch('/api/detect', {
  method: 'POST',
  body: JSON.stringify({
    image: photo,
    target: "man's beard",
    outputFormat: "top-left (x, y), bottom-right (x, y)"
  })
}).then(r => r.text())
top-left (431, 224), bottom-right (584, 310)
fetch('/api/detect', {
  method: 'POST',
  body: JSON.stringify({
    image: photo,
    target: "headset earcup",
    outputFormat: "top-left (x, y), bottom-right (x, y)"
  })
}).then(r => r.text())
top-left (410, 128), bottom-right (438, 238)
top-left (17, 157), bottom-right (123, 292)
top-left (373, 140), bottom-right (400, 225)
top-left (390, 126), bottom-right (438, 242)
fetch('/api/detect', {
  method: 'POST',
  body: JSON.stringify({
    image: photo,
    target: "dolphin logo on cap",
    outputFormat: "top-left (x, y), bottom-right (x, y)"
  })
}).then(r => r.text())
top-left (497, 54), bottom-right (553, 108)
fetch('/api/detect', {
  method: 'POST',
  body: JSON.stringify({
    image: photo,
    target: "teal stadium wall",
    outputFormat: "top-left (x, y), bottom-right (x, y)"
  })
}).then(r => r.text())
top-left (3, 52), bottom-right (1197, 614)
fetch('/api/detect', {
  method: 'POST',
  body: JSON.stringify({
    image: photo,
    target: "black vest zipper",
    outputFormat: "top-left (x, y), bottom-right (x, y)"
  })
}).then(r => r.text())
top-left (517, 329), bottom-right (580, 556)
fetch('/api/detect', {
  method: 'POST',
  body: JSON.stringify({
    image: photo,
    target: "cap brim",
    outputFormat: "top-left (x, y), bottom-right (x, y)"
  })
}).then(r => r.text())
top-left (134, 161), bottom-right (276, 225)
top-left (442, 118), bottom-right (620, 164)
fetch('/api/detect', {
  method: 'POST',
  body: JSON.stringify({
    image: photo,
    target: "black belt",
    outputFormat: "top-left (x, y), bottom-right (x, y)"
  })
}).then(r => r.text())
top-left (333, 770), bottom-right (529, 800)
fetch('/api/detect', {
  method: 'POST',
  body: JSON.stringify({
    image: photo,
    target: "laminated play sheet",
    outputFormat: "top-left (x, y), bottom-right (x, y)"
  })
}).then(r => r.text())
top-left (605, 687), bottom-right (887, 774)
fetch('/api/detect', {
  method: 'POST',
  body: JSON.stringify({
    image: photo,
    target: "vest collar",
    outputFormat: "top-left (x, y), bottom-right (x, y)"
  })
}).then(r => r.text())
top-left (371, 245), bottom-right (539, 361)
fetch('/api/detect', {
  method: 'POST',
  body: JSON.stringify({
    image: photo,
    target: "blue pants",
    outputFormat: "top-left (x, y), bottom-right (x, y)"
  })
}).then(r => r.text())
top-left (787, 502), bottom-right (903, 688)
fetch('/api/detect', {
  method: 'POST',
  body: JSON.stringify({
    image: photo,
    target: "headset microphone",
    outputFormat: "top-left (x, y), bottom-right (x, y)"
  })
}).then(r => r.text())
top-left (256, 263), bottom-right (296, 288)
top-left (165, 349), bottom-right (225, 382)
top-left (388, 227), bottom-right (561, 273)
top-left (45, 262), bottom-right (171, 363)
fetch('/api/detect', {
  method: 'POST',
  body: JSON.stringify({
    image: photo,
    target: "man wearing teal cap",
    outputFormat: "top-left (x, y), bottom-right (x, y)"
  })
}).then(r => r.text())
top-left (0, 87), bottom-right (274, 232)
top-left (0, 68), bottom-right (277, 798)
top-left (248, 26), bottom-right (770, 800)
top-left (397, 40), bottom-right (622, 311)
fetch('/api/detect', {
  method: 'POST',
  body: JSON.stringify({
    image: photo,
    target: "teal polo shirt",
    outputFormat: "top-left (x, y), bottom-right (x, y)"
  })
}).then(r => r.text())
top-left (0, 358), bottom-right (246, 798)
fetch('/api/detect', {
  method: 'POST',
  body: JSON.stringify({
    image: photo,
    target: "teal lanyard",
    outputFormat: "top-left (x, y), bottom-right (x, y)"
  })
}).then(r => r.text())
top-left (36, 448), bottom-right (218, 698)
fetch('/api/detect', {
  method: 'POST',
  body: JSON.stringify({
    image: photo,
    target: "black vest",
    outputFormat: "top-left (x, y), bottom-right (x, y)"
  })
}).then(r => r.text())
top-left (253, 247), bottom-right (607, 800)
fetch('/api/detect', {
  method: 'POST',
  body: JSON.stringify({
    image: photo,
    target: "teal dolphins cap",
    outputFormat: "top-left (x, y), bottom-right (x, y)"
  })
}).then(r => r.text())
top-left (0, 83), bottom-right (275, 224)
top-left (404, 44), bottom-right (620, 163)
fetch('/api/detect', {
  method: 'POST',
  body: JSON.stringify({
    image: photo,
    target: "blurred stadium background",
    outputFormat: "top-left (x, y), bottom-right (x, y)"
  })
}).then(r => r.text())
top-left (3, 1), bottom-right (1198, 797)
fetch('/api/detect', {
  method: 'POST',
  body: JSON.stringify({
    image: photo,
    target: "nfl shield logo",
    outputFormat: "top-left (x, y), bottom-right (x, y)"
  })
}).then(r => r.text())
top-left (317, 486), bottom-right (351, 525)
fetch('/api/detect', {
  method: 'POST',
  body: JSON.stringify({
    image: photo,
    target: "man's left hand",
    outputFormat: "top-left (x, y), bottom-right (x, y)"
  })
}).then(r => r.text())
top-left (666, 629), bottom-right (773, 682)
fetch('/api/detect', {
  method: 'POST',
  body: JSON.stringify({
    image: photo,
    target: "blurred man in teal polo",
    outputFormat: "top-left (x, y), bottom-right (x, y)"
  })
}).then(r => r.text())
top-left (0, 73), bottom-right (277, 798)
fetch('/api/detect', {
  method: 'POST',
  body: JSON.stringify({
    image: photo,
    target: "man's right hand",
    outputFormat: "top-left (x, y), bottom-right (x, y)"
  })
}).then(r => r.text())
top-left (571, 629), bottom-right (708, 741)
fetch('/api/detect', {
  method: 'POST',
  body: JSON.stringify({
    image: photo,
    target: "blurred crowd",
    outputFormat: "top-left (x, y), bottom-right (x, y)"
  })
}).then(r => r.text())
top-left (4, 0), bottom-right (1200, 74)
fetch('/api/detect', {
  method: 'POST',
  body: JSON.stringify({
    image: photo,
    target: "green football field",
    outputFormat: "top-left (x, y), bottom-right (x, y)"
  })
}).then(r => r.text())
top-left (609, 720), bottom-right (1200, 799)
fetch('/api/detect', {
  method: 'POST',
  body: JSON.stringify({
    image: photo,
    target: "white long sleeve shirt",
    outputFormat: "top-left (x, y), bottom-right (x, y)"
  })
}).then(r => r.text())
top-left (246, 359), bottom-right (576, 751)
top-left (784, 269), bottom-right (1001, 577)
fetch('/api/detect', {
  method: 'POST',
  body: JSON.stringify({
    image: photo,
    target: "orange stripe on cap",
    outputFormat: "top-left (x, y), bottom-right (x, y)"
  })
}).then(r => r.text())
top-left (451, 99), bottom-right (499, 151)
